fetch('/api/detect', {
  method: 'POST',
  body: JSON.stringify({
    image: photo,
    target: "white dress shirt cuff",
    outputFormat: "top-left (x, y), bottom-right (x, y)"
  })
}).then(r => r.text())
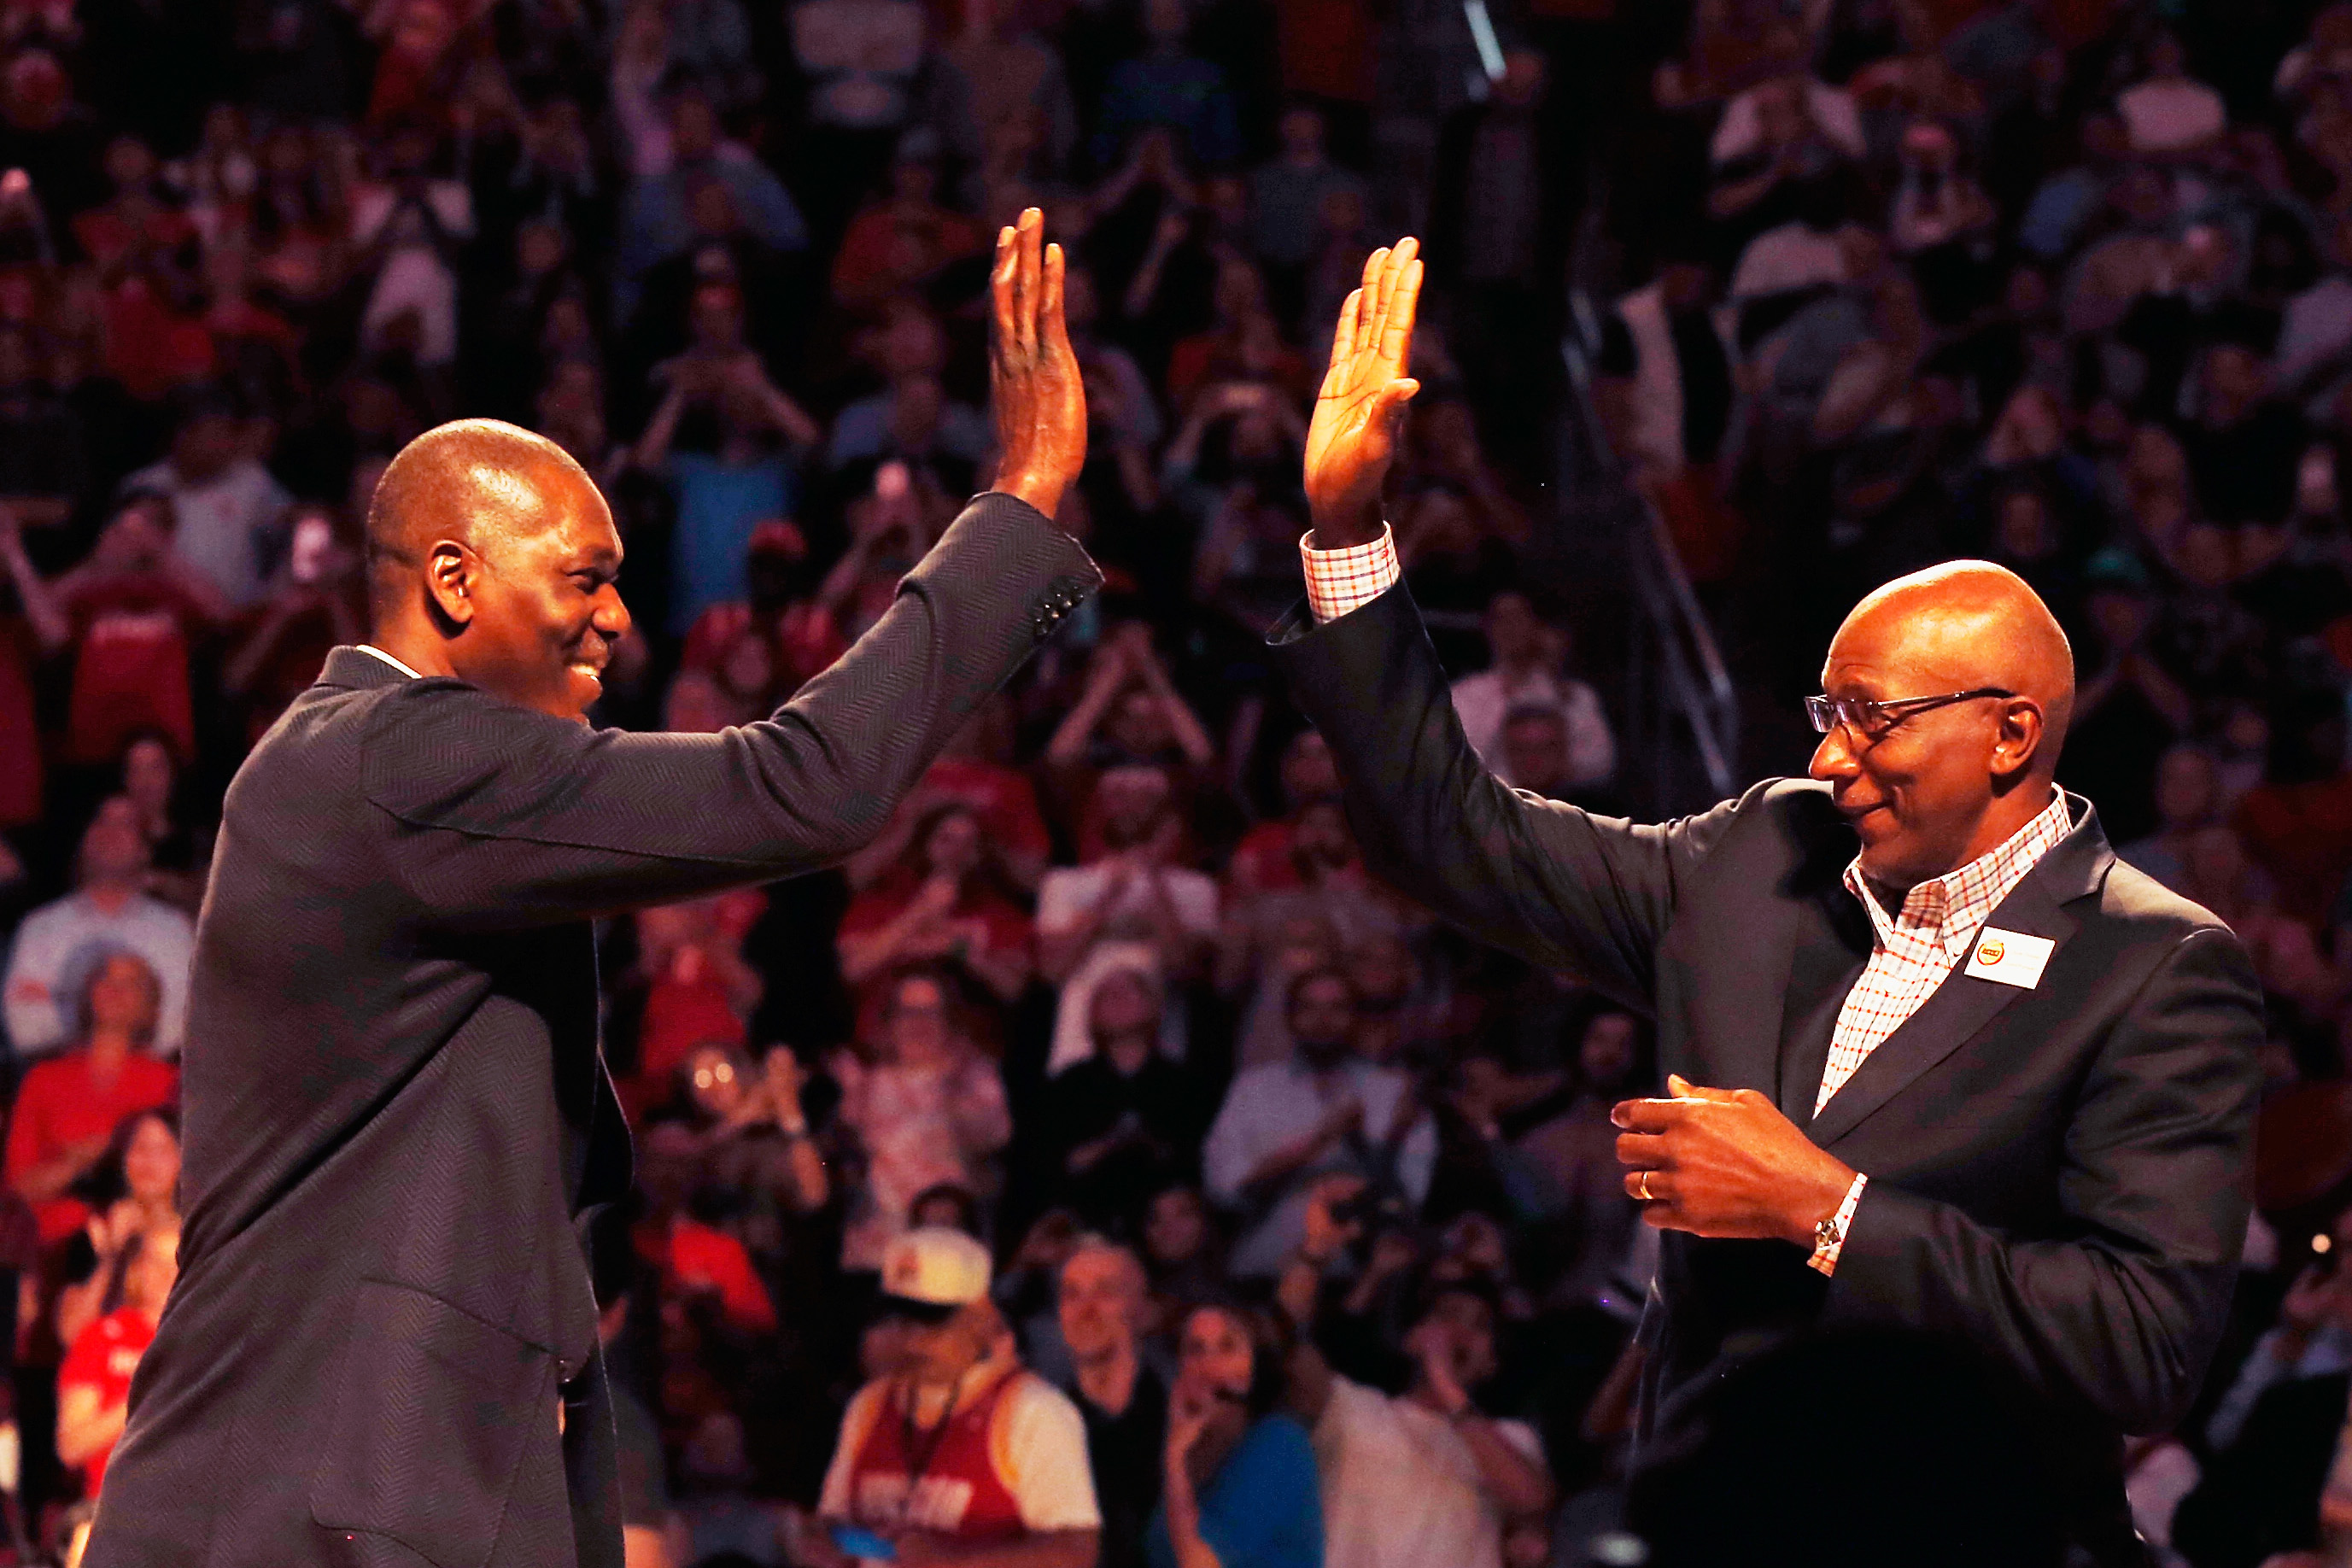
top-left (1806, 1172), bottom-right (1869, 1278)
top-left (1300, 524), bottom-right (1401, 623)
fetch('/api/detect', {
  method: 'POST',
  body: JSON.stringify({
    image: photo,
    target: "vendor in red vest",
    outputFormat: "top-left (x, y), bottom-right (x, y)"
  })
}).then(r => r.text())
top-left (816, 1226), bottom-right (1101, 1568)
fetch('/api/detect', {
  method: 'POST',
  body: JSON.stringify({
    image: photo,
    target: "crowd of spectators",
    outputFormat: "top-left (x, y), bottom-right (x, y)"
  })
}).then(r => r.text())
top-left (7, 0), bottom-right (2352, 1563)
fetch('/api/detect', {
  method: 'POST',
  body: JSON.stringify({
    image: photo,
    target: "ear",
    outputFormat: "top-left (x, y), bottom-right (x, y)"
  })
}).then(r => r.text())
top-left (424, 540), bottom-right (477, 628)
top-left (1991, 699), bottom-right (2045, 780)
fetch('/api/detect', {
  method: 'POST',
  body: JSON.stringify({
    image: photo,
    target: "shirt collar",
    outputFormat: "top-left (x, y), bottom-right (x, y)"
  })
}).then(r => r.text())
top-left (1843, 788), bottom-right (2073, 957)
top-left (356, 644), bottom-right (423, 680)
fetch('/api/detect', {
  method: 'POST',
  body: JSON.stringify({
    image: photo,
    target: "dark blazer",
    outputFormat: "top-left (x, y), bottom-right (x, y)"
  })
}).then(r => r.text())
top-left (84, 494), bottom-right (1100, 1568)
top-left (1272, 586), bottom-right (2264, 1541)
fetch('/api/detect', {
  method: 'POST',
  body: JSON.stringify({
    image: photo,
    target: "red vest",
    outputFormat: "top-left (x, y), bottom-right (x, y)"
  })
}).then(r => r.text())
top-left (845, 1369), bottom-right (1032, 1540)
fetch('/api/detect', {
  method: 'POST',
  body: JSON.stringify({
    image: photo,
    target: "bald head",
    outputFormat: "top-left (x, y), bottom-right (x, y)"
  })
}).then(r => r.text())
top-left (365, 418), bottom-right (593, 606)
top-left (1814, 562), bottom-right (2077, 890)
top-left (364, 418), bottom-right (628, 723)
top-left (1838, 561), bottom-right (2075, 768)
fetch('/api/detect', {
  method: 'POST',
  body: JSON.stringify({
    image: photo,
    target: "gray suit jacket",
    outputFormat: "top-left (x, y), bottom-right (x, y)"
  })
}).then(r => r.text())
top-left (1271, 584), bottom-right (2264, 1537)
top-left (84, 493), bottom-right (1099, 1568)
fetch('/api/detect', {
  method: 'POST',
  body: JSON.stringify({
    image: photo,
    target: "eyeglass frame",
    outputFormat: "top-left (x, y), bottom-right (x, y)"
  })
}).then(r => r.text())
top-left (1805, 687), bottom-right (2018, 741)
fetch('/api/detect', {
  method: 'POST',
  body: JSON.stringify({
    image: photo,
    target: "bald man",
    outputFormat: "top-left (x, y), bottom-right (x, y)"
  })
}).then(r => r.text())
top-left (84, 213), bottom-right (1099, 1568)
top-left (1273, 243), bottom-right (2261, 1564)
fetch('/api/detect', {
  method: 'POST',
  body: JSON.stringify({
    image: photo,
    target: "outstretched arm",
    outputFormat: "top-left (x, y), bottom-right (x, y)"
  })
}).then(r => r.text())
top-left (1273, 240), bottom-right (1729, 1000)
top-left (369, 211), bottom-right (1099, 930)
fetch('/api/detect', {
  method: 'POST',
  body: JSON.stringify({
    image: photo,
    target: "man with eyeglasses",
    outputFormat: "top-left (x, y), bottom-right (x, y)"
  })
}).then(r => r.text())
top-left (1268, 241), bottom-right (2261, 1565)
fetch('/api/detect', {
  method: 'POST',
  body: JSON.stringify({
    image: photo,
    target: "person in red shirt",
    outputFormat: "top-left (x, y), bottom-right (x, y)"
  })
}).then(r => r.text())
top-left (630, 1120), bottom-right (778, 1336)
top-left (1226, 728), bottom-right (1343, 901)
top-left (814, 1226), bottom-right (1100, 1567)
top-left (6, 949), bottom-right (181, 1245)
top-left (620, 893), bottom-right (766, 1120)
top-left (55, 1108), bottom-right (181, 1354)
top-left (52, 494), bottom-right (228, 768)
top-left (847, 698), bottom-right (1054, 897)
top-left (839, 803), bottom-right (1035, 1036)
top-left (828, 139), bottom-right (990, 312)
top-left (678, 521), bottom-right (851, 715)
top-left (57, 1218), bottom-right (178, 1495)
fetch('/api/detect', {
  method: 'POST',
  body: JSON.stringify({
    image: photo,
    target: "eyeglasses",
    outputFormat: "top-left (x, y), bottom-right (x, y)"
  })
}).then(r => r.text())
top-left (1805, 687), bottom-right (2015, 740)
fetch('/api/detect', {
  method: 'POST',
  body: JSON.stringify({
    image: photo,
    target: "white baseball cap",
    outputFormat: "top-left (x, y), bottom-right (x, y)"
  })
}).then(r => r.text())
top-left (879, 1227), bottom-right (992, 1324)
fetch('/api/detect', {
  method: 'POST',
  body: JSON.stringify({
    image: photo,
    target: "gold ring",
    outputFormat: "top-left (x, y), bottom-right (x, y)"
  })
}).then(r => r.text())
top-left (1636, 1171), bottom-right (1653, 1202)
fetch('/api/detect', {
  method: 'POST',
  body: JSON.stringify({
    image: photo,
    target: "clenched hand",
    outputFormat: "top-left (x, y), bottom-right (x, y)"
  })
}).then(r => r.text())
top-left (989, 207), bottom-right (1087, 523)
top-left (1613, 1074), bottom-right (1858, 1245)
top-left (1303, 238), bottom-right (1424, 548)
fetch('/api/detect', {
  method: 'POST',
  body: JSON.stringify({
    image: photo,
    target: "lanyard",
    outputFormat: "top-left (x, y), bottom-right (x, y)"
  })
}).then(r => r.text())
top-left (891, 1367), bottom-right (969, 1529)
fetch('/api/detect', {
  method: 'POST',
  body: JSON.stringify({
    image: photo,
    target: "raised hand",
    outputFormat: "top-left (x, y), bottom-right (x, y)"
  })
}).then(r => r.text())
top-left (989, 207), bottom-right (1088, 523)
top-left (1304, 238), bottom-right (1424, 548)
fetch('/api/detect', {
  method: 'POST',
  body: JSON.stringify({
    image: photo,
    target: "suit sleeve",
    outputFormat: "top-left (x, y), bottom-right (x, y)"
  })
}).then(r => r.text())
top-left (1823, 926), bottom-right (2265, 1433)
top-left (363, 493), bottom-right (1099, 930)
top-left (1270, 586), bottom-right (1737, 1007)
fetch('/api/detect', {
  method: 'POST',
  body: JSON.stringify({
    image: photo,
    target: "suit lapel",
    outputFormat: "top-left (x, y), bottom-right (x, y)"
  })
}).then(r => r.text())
top-left (1709, 809), bottom-right (1857, 1106)
top-left (1805, 796), bottom-right (2112, 1148)
top-left (1776, 890), bottom-right (1870, 1122)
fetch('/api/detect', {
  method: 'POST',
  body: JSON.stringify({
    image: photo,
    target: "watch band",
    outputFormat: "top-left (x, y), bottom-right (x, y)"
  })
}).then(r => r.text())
top-left (1806, 1173), bottom-right (1869, 1278)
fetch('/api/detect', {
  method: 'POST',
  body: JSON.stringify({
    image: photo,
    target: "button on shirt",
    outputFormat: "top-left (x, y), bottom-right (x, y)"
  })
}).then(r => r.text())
top-left (1822, 788), bottom-right (2072, 1115)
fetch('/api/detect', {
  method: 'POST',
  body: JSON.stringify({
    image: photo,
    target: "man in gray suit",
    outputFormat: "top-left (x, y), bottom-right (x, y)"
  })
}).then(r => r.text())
top-left (85, 210), bottom-right (1096, 1568)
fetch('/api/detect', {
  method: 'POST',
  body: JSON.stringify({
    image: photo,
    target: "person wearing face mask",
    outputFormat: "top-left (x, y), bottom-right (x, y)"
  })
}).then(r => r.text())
top-left (1149, 1301), bottom-right (1321, 1568)
top-left (1276, 240), bottom-right (2263, 1565)
top-left (79, 212), bottom-right (1098, 1568)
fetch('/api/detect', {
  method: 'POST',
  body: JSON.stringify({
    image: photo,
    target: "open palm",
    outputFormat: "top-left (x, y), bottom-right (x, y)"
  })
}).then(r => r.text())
top-left (989, 207), bottom-right (1088, 522)
top-left (1303, 237), bottom-right (1424, 547)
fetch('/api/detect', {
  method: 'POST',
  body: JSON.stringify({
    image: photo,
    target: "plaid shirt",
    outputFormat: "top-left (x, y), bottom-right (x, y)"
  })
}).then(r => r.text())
top-left (1302, 525), bottom-right (1402, 623)
top-left (1800, 790), bottom-right (2072, 1274)
top-left (1823, 788), bottom-right (2073, 1115)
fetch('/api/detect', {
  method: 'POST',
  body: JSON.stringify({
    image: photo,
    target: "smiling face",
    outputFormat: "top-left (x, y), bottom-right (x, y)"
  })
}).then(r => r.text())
top-left (1812, 642), bottom-right (2008, 887)
top-left (454, 471), bottom-right (627, 721)
top-left (371, 424), bottom-right (631, 723)
top-left (1809, 568), bottom-right (2070, 890)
